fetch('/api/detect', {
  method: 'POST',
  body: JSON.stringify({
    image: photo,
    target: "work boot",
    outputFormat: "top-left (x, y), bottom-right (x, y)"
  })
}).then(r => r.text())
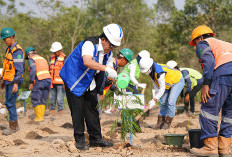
top-left (190, 137), bottom-right (218, 157)
top-left (2, 121), bottom-right (20, 135)
top-left (57, 110), bottom-right (63, 117)
top-left (89, 139), bottom-right (113, 147)
top-left (49, 110), bottom-right (55, 116)
top-left (149, 115), bottom-right (165, 130)
top-left (75, 142), bottom-right (89, 150)
top-left (218, 136), bottom-right (231, 157)
top-left (161, 116), bottom-right (173, 129)
top-left (34, 105), bottom-right (45, 121)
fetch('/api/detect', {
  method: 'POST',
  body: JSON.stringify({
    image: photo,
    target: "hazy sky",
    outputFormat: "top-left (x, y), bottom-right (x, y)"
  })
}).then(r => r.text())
top-left (3, 0), bottom-right (185, 17)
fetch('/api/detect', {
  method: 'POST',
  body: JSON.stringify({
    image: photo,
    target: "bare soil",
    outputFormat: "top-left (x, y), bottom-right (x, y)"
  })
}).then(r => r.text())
top-left (0, 103), bottom-right (231, 157)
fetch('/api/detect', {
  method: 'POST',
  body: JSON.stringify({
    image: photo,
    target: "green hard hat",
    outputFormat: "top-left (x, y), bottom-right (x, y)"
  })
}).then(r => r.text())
top-left (25, 47), bottom-right (35, 59)
top-left (0, 27), bottom-right (15, 39)
top-left (119, 48), bottom-right (134, 63)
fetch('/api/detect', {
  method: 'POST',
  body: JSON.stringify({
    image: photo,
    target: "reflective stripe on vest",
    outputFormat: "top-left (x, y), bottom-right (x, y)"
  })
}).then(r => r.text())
top-left (50, 52), bottom-right (66, 85)
top-left (31, 54), bottom-right (51, 80)
top-left (1, 44), bottom-right (24, 81)
top-left (204, 38), bottom-right (232, 69)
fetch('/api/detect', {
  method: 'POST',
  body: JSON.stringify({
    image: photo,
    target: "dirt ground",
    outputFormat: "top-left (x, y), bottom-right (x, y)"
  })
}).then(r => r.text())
top-left (0, 103), bottom-right (231, 157)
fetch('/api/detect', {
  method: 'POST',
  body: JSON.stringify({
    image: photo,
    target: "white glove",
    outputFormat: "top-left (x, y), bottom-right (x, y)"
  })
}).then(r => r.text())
top-left (105, 67), bottom-right (117, 79)
top-left (138, 83), bottom-right (147, 89)
top-left (148, 99), bottom-right (156, 109)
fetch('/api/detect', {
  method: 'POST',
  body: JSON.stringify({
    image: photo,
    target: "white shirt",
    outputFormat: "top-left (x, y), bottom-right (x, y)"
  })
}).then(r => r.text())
top-left (81, 38), bottom-right (113, 91)
top-left (152, 73), bottom-right (166, 100)
top-left (128, 63), bottom-right (139, 85)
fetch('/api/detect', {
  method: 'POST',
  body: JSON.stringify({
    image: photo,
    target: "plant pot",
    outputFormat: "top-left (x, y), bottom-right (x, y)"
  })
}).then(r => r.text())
top-left (188, 129), bottom-right (204, 148)
top-left (176, 106), bottom-right (185, 114)
top-left (164, 134), bottom-right (186, 147)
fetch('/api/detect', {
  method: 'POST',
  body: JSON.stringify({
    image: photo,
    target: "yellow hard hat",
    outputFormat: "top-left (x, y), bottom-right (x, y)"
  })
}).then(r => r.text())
top-left (190, 25), bottom-right (215, 46)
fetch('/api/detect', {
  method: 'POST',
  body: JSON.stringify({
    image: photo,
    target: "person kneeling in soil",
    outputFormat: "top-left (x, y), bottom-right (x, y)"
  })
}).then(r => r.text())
top-left (139, 57), bottom-right (185, 129)
top-left (25, 47), bottom-right (51, 122)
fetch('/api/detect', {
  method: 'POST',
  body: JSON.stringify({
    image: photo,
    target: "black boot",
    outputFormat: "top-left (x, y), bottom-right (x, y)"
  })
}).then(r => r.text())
top-left (75, 142), bottom-right (89, 150)
top-left (75, 137), bottom-right (89, 150)
top-left (89, 139), bottom-right (113, 147)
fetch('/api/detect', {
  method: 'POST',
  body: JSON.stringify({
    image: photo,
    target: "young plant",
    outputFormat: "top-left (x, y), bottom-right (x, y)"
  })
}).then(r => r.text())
top-left (99, 88), bottom-right (144, 142)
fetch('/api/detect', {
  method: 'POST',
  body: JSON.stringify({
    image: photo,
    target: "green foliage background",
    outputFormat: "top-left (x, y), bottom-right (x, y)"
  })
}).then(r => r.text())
top-left (1, 0), bottom-right (232, 107)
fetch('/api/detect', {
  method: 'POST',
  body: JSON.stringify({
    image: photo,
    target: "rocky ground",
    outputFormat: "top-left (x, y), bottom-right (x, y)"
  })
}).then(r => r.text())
top-left (0, 103), bottom-right (231, 157)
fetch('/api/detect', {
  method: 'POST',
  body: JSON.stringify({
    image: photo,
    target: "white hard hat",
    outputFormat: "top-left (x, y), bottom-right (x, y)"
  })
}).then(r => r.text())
top-left (0, 68), bottom-right (2, 76)
top-left (139, 57), bottom-right (153, 73)
top-left (50, 42), bottom-right (63, 53)
top-left (166, 60), bottom-right (178, 68)
top-left (103, 24), bottom-right (123, 46)
top-left (138, 50), bottom-right (150, 58)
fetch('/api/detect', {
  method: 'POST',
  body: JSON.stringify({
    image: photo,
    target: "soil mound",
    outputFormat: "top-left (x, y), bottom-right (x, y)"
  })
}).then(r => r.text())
top-left (13, 139), bottom-right (27, 146)
top-left (41, 127), bottom-right (57, 134)
top-left (60, 123), bottom-right (73, 129)
top-left (25, 131), bottom-right (42, 139)
top-left (174, 120), bottom-right (193, 128)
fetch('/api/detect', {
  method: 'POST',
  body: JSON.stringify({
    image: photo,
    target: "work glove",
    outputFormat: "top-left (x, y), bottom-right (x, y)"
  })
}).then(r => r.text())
top-left (105, 67), bottom-right (117, 80)
top-left (148, 99), bottom-right (156, 110)
top-left (138, 83), bottom-right (147, 89)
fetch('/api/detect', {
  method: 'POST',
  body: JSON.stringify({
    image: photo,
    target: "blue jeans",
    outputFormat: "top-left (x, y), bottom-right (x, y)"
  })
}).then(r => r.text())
top-left (5, 83), bottom-right (20, 121)
top-left (31, 79), bottom-right (51, 107)
top-left (50, 84), bottom-right (65, 111)
top-left (159, 75), bottom-right (185, 117)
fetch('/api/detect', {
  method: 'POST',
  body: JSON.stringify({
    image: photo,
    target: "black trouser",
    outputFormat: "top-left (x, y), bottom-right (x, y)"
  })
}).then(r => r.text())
top-left (65, 85), bottom-right (102, 144)
top-left (184, 83), bottom-right (203, 113)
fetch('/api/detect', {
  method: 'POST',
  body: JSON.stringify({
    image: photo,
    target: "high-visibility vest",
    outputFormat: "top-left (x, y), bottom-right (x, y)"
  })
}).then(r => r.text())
top-left (156, 64), bottom-right (181, 89)
top-left (59, 36), bottom-right (111, 97)
top-left (180, 68), bottom-right (202, 88)
top-left (50, 52), bottom-right (66, 85)
top-left (1, 44), bottom-right (24, 81)
top-left (31, 54), bottom-right (51, 80)
top-left (205, 38), bottom-right (232, 69)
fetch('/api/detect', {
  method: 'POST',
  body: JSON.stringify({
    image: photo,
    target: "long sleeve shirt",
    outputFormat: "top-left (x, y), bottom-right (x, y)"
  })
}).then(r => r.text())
top-left (196, 40), bottom-right (215, 85)
top-left (181, 69), bottom-right (192, 93)
top-left (5, 42), bottom-right (24, 85)
top-left (152, 73), bottom-right (166, 100)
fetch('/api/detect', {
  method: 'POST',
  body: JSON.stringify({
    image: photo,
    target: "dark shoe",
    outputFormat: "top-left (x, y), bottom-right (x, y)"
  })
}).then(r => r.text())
top-left (89, 139), bottom-right (113, 147)
top-left (75, 142), bottom-right (89, 150)
top-left (2, 121), bottom-right (20, 136)
top-left (161, 116), bottom-right (173, 129)
top-left (151, 115), bottom-right (165, 130)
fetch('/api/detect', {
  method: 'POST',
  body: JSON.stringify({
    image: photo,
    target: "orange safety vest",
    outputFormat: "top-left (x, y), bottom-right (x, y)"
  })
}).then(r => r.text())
top-left (49, 52), bottom-right (66, 85)
top-left (31, 54), bottom-right (51, 80)
top-left (205, 38), bottom-right (232, 69)
top-left (1, 44), bottom-right (24, 81)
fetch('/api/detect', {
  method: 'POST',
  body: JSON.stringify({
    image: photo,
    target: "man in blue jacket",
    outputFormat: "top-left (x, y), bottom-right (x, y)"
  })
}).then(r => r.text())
top-left (0, 27), bottom-right (24, 135)
top-left (60, 24), bottom-right (123, 150)
top-left (189, 25), bottom-right (232, 157)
